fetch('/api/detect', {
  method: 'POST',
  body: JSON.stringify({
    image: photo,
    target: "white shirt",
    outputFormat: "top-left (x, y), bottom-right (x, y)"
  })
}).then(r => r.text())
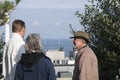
top-left (2, 33), bottom-right (25, 80)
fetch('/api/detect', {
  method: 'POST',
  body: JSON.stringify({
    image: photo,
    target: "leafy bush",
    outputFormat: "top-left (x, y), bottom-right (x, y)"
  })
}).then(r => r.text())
top-left (75, 0), bottom-right (120, 80)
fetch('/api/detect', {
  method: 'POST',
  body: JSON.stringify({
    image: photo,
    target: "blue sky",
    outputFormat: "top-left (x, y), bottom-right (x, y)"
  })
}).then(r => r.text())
top-left (16, 0), bottom-right (89, 9)
top-left (0, 0), bottom-right (90, 39)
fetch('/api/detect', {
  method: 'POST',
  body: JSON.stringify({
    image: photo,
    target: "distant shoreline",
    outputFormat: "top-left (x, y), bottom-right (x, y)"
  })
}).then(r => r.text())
top-left (41, 39), bottom-right (73, 57)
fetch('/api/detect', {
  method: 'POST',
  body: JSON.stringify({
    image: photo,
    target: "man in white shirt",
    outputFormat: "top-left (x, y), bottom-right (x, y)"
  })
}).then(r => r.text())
top-left (2, 19), bottom-right (26, 80)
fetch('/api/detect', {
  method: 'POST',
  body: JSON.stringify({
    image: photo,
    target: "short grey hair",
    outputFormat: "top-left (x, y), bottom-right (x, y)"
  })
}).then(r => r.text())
top-left (25, 33), bottom-right (42, 53)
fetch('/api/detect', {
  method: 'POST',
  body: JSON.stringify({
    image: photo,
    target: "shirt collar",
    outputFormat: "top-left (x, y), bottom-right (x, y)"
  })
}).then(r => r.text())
top-left (76, 45), bottom-right (88, 57)
top-left (12, 33), bottom-right (23, 40)
top-left (78, 45), bottom-right (88, 51)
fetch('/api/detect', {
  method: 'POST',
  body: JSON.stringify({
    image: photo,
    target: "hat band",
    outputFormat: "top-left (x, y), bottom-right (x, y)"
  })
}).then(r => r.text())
top-left (74, 36), bottom-right (90, 42)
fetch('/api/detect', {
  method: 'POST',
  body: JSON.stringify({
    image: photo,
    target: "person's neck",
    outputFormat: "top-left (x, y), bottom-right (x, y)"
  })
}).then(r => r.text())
top-left (16, 32), bottom-right (23, 37)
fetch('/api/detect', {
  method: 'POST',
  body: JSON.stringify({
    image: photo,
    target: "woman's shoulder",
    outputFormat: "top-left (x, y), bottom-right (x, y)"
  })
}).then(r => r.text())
top-left (41, 55), bottom-right (51, 62)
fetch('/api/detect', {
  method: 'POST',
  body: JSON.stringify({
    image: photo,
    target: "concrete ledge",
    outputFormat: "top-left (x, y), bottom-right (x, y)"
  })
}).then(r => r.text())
top-left (57, 78), bottom-right (72, 80)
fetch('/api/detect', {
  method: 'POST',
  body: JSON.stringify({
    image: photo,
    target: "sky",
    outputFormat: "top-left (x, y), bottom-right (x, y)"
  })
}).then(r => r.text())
top-left (0, 0), bottom-right (90, 39)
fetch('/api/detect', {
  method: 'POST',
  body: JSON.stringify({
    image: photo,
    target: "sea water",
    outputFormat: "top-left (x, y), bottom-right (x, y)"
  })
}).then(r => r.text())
top-left (41, 39), bottom-right (74, 57)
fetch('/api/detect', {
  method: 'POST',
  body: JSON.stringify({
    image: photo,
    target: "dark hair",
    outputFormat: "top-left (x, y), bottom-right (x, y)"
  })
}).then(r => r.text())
top-left (12, 19), bottom-right (25, 32)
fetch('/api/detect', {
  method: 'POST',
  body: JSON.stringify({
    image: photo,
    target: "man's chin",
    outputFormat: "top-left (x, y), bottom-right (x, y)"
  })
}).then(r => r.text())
top-left (74, 46), bottom-right (78, 49)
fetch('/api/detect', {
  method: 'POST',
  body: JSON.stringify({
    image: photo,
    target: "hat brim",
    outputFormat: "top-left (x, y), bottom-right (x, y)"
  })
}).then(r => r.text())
top-left (70, 36), bottom-right (82, 39)
top-left (70, 37), bottom-right (74, 39)
top-left (70, 36), bottom-right (91, 42)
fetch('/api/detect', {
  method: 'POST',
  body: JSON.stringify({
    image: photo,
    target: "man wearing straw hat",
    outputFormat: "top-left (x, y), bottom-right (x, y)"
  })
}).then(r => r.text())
top-left (70, 31), bottom-right (99, 80)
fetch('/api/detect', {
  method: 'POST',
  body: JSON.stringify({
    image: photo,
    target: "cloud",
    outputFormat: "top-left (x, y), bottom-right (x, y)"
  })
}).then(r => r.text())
top-left (32, 20), bottom-right (40, 26)
top-left (55, 21), bottom-right (61, 26)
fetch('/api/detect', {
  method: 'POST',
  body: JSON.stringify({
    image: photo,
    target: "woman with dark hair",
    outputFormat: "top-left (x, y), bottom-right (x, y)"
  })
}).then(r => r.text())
top-left (15, 33), bottom-right (56, 80)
